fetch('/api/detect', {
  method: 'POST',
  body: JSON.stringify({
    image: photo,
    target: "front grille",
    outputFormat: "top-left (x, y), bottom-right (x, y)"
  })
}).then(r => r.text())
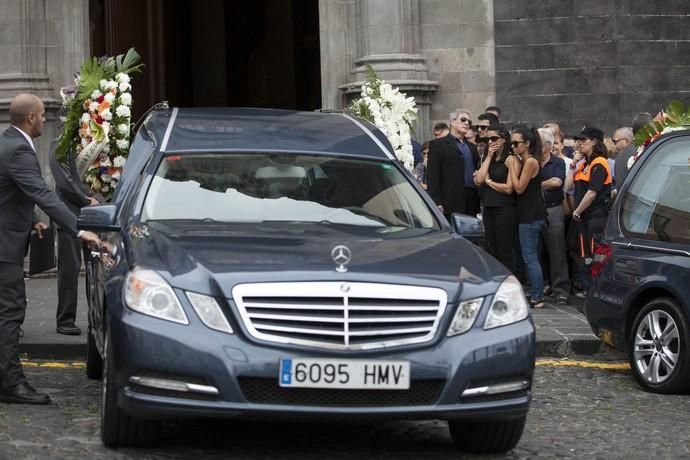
top-left (238, 377), bottom-right (445, 407)
top-left (232, 282), bottom-right (447, 350)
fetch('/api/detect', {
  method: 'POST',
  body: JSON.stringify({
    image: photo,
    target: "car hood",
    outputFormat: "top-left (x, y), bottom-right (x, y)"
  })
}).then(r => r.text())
top-left (124, 222), bottom-right (507, 300)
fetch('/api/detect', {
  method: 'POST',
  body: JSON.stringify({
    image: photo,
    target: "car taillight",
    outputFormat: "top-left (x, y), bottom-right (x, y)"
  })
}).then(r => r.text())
top-left (591, 243), bottom-right (612, 277)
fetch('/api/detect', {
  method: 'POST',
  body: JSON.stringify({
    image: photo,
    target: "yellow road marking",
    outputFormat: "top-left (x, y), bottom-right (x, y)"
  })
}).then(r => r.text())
top-left (19, 359), bottom-right (630, 371)
top-left (20, 360), bottom-right (86, 369)
top-left (537, 359), bottom-right (630, 370)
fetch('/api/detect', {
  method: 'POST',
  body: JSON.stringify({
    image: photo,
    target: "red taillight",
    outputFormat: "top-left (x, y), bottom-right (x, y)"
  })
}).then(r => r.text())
top-left (591, 243), bottom-right (612, 277)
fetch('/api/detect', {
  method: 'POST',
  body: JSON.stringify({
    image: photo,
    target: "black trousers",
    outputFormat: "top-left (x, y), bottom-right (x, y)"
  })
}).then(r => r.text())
top-left (464, 186), bottom-right (480, 217)
top-left (482, 205), bottom-right (517, 273)
top-left (57, 228), bottom-right (84, 327)
top-left (575, 214), bottom-right (608, 291)
top-left (577, 214), bottom-right (608, 260)
top-left (0, 263), bottom-right (27, 389)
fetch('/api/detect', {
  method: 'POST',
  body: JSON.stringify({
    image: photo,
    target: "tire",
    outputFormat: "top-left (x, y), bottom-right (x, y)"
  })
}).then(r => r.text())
top-left (101, 330), bottom-right (161, 448)
top-left (85, 324), bottom-right (103, 380)
top-left (629, 297), bottom-right (690, 394)
top-left (448, 417), bottom-right (526, 453)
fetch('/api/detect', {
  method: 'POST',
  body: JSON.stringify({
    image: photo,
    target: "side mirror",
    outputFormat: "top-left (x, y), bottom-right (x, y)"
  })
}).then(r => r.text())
top-left (78, 204), bottom-right (120, 232)
top-left (451, 212), bottom-right (485, 243)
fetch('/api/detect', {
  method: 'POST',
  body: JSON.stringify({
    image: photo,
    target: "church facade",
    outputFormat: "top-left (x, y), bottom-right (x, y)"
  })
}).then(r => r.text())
top-left (1, 0), bottom-right (688, 171)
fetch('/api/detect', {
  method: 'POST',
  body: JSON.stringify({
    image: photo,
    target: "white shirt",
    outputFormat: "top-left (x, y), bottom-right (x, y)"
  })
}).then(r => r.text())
top-left (11, 125), bottom-right (35, 151)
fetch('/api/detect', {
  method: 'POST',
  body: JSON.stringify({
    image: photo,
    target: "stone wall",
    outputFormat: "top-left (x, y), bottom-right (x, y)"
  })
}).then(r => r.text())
top-left (494, 0), bottom-right (690, 136)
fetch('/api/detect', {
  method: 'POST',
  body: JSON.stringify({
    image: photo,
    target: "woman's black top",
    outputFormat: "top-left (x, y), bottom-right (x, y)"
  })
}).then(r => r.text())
top-left (481, 157), bottom-right (515, 208)
top-left (516, 161), bottom-right (547, 224)
top-left (574, 163), bottom-right (610, 218)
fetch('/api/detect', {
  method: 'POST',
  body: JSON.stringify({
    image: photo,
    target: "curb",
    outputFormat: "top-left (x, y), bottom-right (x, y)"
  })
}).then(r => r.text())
top-left (536, 338), bottom-right (607, 358)
top-left (20, 343), bottom-right (86, 361)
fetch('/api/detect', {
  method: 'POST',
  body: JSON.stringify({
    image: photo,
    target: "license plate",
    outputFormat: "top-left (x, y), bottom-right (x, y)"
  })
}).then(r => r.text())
top-left (279, 358), bottom-right (410, 390)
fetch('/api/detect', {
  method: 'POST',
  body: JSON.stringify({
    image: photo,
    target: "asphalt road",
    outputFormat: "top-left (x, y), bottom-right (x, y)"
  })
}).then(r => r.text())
top-left (0, 361), bottom-right (689, 459)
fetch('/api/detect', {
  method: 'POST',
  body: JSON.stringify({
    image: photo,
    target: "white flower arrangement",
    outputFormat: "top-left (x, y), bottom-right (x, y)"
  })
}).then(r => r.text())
top-left (56, 48), bottom-right (143, 201)
top-left (348, 66), bottom-right (417, 172)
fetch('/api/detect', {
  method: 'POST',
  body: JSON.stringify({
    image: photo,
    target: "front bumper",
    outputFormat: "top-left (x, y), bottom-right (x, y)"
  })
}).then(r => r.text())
top-left (111, 312), bottom-right (535, 421)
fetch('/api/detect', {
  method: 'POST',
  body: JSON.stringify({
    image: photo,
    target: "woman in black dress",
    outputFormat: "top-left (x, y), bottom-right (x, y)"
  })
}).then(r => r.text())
top-left (474, 124), bottom-right (519, 272)
top-left (508, 125), bottom-right (547, 308)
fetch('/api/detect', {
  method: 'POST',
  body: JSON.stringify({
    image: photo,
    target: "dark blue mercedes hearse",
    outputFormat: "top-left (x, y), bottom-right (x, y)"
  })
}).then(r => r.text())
top-left (79, 106), bottom-right (535, 451)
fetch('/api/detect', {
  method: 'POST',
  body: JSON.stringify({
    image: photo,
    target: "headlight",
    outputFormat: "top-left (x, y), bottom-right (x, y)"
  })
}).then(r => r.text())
top-left (186, 292), bottom-right (233, 334)
top-left (124, 267), bottom-right (188, 324)
top-left (484, 275), bottom-right (529, 330)
top-left (447, 298), bottom-right (483, 336)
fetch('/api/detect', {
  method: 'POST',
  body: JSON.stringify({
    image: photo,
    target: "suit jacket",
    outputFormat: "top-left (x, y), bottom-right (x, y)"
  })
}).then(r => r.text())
top-left (426, 134), bottom-right (480, 215)
top-left (0, 126), bottom-right (78, 265)
top-left (614, 143), bottom-right (636, 189)
top-left (48, 139), bottom-right (91, 218)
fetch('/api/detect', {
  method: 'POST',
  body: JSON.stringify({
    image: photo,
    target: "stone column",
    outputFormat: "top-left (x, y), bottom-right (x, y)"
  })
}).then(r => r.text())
top-left (0, 0), bottom-right (90, 186)
top-left (420, 0), bottom-right (496, 125)
top-left (338, 0), bottom-right (438, 141)
top-left (0, 0), bottom-right (55, 122)
top-left (318, 0), bottom-right (358, 111)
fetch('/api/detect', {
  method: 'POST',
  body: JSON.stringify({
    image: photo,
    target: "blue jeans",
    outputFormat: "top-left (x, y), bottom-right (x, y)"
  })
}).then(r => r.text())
top-left (519, 220), bottom-right (545, 301)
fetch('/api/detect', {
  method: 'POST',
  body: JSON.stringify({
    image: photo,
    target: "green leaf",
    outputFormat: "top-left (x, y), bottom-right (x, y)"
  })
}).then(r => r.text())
top-left (116, 47), bottom-right (144, 75)
top-left (667, 100), bottom-right (685, 119)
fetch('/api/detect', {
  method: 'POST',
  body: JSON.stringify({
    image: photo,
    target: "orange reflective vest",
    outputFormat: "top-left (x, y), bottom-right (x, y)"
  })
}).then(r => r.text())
top-left (574, 156), bottom-right (612, 185)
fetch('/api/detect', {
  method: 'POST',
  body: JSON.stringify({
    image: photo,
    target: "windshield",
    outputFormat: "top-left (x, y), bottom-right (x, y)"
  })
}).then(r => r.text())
top-left (141, 153), bottom-right (440, 230)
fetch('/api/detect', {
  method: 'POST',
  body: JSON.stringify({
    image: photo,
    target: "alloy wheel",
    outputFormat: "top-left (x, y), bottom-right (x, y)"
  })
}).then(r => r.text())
top-left (633, 309), bottom-right (680, 384)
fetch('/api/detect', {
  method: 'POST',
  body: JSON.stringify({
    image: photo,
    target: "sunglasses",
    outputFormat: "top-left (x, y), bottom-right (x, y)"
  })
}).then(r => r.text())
top-left (511, 140), bottom-right (526, 147)
top-left (488, 136), bottom-right (502, 142)
top-left (477, 125), bottom-right (490, 130)
top-left (456, 116), bottom-right (471, 124)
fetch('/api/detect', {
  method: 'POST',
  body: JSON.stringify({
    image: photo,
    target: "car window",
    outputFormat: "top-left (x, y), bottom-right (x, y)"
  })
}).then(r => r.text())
top-left (620, 137), bottom-right (690, 244)
top-left (141, 153), bottom-right (440, 230)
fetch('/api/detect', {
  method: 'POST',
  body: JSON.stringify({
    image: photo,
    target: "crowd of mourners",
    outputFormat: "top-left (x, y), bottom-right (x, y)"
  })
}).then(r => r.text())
top-left (412, 106), bottom-right (654, 308)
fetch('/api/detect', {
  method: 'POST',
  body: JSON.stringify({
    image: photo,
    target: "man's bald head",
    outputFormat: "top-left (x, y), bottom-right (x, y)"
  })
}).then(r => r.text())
top-left (9, 94), bottom-right (42, 125)
top-left (9, 93), bottom-right (45, 138)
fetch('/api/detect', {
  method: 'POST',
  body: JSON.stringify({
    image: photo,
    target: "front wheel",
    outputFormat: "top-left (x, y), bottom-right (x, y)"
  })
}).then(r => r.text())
top-left (629, 298), bottom-right (690, 394)
top-left (448, 417), bottom-right (526, 453)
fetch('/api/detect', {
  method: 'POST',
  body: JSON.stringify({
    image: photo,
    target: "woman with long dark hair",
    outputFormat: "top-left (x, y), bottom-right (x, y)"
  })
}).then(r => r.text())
top-left (474, 124), bottom-right (518, 272)
top-left (508, 125), bottom-right (547, 308)
top-left (564, 127), bottom-right (612, 293)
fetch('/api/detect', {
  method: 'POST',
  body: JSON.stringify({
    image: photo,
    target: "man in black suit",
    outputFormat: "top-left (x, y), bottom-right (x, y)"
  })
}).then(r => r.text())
top-left (0, 93), bottom-right (101, 404)
top-left (427, 109), bottom-right (481, 221)
top-left (49, 136), bottom-right (100, 336)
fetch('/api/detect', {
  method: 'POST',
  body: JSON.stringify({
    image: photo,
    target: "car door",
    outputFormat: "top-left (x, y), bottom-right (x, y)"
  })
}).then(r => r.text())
top-left (613, 134), bottom-right (690, 305)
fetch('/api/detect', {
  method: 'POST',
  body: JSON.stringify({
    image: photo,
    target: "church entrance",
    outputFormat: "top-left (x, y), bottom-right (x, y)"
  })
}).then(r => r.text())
top-left (89, 0), bottom-right (321, 120)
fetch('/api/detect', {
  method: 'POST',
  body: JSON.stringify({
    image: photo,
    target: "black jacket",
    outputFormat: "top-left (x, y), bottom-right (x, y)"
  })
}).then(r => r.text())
top-left (426, 134), bottom-right (480, 215)
top-left (0, 127), bottom-right (77, 265)
top-left (48, 139), bottom-right (91, 218)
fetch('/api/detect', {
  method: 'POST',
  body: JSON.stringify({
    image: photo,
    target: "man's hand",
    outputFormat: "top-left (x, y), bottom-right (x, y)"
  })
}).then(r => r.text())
top-left (32, 222), bottom-right (48, 239)
top-left (86, 196), bottom-right (100, 206)
top-left (79, 230), bottom-right (102, 248)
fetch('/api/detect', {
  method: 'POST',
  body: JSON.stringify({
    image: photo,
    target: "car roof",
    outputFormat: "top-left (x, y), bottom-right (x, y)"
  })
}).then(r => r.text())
top-left (142, 107), bottom-right (395, 160)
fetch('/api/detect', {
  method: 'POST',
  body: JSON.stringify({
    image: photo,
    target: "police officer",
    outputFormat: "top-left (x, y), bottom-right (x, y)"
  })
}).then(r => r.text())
top-left (564, 127), bottom-right (612, 293)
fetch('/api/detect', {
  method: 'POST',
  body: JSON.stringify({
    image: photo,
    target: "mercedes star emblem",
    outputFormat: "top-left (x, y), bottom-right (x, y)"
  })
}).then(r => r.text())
top-left (331, 245), bottom-right (352, 273)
